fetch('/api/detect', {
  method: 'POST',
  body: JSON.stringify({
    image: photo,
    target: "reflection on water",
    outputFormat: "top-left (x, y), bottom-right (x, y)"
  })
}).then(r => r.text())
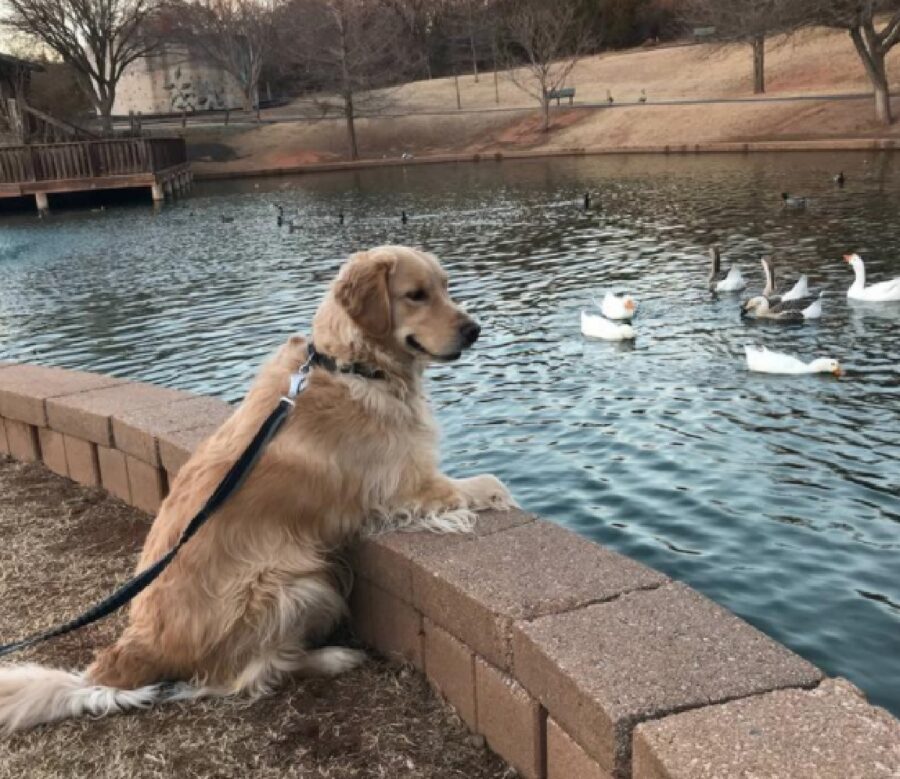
top-left (1, 152), bottom-right (899, 713)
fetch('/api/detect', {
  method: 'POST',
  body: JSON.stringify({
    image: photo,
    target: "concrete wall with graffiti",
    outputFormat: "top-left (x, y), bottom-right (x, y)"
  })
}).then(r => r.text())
top-left (113, 45), bottom-right (245, 116)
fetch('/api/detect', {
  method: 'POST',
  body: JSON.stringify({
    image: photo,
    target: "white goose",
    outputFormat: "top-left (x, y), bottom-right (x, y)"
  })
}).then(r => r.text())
top-left (745, 346), bottom-right (842, 377)
top-left (581, 310), bottom-right (635, 341)
top-left (598, 292), bottom-right (637, 320)
top-left (843, 253), bottom-right (900, 302)
top-left (781, 274), bottom-right (813, 302)
top-left (709, 246), bottom-right (746, 292)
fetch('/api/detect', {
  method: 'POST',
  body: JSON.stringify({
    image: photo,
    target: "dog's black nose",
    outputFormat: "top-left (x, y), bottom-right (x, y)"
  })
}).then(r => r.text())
top-left (460, 320), bottom-right (481, 347)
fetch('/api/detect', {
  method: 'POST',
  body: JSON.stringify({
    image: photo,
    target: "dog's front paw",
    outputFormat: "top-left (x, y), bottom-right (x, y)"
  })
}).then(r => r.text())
top-left (455, 474), bottom-right (517, 512)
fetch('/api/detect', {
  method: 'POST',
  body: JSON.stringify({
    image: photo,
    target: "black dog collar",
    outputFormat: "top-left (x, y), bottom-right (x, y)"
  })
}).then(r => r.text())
top-left (307, 343), bottom-right (387, 381)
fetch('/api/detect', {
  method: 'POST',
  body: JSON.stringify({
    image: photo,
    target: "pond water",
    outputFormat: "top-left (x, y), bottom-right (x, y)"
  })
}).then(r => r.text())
top-left (1, 153), bottom-right (898, 714)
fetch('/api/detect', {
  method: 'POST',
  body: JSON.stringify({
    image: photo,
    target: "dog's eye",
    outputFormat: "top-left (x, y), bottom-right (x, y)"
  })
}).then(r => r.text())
top-left (406, 289), bottom-right (428, 302)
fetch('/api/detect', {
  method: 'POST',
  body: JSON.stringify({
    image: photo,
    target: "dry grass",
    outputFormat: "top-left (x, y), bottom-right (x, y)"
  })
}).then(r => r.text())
top-left (361, 27), bottom-right (900, 113)
top-left (0, 456), bottom-right (509, 779)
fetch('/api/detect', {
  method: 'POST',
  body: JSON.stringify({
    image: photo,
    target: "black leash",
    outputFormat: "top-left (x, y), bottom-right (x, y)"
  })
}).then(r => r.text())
top-left (0, 345), bottom-right (346, 659)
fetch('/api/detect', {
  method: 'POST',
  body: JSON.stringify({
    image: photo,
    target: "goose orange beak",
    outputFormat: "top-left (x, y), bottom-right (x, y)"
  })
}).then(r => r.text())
top-left (833, 366), bottom-right (843, 377)
top-left (842, 254), bottom-right (853, 263)
top-left (625, 299), bottom-right (636, 311)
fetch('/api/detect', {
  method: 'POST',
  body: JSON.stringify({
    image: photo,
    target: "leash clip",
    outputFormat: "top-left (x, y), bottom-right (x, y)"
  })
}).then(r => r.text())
top-left (282, 346), bottom-right (315, 405)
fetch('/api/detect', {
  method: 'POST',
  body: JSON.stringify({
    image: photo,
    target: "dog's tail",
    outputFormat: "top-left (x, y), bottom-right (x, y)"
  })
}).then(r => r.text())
top-left (0, 663), bottom-right (196, 734)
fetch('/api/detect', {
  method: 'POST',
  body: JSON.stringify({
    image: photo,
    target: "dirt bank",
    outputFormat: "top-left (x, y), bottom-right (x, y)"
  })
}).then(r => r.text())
top-left (185, 26), bottom-right (900, 178)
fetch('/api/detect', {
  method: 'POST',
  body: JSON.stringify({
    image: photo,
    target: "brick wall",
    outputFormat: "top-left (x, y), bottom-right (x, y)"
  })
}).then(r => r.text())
top-left (1, 361), bottom-right (897, 779)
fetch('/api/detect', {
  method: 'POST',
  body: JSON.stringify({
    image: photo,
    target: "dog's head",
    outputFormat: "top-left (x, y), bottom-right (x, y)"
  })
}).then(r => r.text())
top-left (326, 246), bottom-right (479, 363)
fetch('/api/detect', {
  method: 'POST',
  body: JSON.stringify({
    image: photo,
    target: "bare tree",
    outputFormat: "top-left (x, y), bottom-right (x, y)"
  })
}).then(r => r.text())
top-left (444, 0), bottom-right (499, 84)
top-left (167, 0), bottom-right (282, 113)
top-left (680, 0), bottom-right (783, 94)
top-left (292, 0), bottom-right (417, 160)
top-left (3, 0), bottom-right (161, 132)
top-left (500, 0), bottom-right (592, 132)
top-left (791, 0), bottom-right (900, 125)
top-left (384, 0), bottom-right (447, 80)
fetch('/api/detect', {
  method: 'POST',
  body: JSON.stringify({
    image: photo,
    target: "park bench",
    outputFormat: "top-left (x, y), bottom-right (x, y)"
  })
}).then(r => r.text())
top-left (547, 87), bottom-right (576, 106)
top-left (693, 26), bottom-right (716, 41)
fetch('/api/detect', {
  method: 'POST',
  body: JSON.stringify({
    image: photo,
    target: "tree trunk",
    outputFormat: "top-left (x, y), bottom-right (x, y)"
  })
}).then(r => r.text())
top-left (422, 30), bottom-right (432, 79)
top-left (850, 25), bottom-right (893, 125)
top-left (242, 87), bottom-right (254, 113)
top-left (90, 78), bottom-right (116, 135)
top-left (338, 15), bottom-right (359, 160)
top-left (492, 42), bottom-right (500, 104)
top-left (99, 90), bottom-right (115, 135)
top-left (541, 94), bottom-right (550, 132)
top-left (874, 77), bottom-right (892, 125)
top-left (470, 30), bottom-right (479, 82)
top-left (752, 35), bottom-right (765, 95)
top-left (344, 92), bottom-right (359, 160)
top-left (454, 74), bottom-right (461, 110)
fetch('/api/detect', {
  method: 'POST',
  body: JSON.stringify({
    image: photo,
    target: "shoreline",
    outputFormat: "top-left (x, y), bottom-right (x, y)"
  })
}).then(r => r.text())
top-left (192, 137), bottom-right (899, 181)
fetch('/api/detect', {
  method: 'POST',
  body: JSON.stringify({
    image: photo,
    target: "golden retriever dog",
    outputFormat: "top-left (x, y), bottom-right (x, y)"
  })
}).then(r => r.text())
top-left (0, 245), bottom-right (514, 733)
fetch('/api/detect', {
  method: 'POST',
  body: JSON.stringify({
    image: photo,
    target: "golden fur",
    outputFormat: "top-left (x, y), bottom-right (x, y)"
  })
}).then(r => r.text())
top-left (0, 246), bottom-right (514, 732)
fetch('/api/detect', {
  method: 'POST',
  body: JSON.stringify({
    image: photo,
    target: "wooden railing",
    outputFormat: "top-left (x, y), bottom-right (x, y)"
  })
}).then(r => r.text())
top-left (0, 138), bottom-right (186, 184)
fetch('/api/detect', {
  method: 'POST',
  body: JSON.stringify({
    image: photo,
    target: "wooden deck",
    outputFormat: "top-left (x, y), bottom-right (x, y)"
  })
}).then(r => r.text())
top-left (0, 137), bottom-right (192, 211)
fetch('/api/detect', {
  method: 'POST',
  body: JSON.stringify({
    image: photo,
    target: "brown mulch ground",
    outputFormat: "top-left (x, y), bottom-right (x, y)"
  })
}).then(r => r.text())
top-left (0, 456), bottom-right (510, 779)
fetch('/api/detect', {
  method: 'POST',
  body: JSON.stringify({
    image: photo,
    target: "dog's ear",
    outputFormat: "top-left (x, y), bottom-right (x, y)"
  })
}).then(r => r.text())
top-left (334, 252), bottom-right (395, 338)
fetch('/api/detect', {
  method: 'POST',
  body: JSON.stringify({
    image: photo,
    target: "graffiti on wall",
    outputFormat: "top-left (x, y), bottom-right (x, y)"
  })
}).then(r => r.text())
top-left (164, 65), bottom-right (227, 113)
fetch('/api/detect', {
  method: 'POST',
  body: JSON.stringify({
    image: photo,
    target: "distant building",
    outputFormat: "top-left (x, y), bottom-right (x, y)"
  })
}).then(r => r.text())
top-left (0, 52), bottom-right (42, 104)
top-left (0, 52), bottom-right (44, 143)
top-left (113, 44), bottom-right (244, 115)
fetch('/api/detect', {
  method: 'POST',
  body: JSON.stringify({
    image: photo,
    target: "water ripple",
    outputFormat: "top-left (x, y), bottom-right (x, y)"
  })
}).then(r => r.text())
top-left (0, 152), bottom-right (898, 714)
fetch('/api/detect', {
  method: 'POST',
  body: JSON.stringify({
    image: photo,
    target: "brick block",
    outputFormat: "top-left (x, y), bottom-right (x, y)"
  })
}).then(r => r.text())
top-left (412, 519), bottom-right (666, 670)
top-left (424, 619), bottom-right (476, 730)
top-left (158, 424), bottom-right (221, 477)
top-left (38, 427), bottom-right (68, 477)
top-left (350, 578), bottom-right (423, 669)
top-left (0, 363), bottom-right (122, 426)
top-left (5, 419), bottom-right (40, 462)
top-left (513, 583), bottom-right (824, 778)
top-left (98, 445), bottom-right (130, 503)
top-left (46, 382), bottom-right (189, 446)
top-left (475, 657), bottom-right (542, 779)
top-left (63, 436), bottom-right (100, 487)
top-left (0, 417), bottom-right (9, 455)
top-left (126, 455), bottom-right (166, 514)
top-left (112, 395), bottom-right (232, 465)
top-left (352, 509), bottom-right (535, 605)
top-left (632, 678), bottom-right (900, 779)
top-left (548, 718), bottom-right (612, 779)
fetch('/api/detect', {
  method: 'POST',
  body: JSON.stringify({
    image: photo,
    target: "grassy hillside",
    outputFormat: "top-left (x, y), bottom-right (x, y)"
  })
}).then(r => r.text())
top-left (188, 27), bottom-right (900, 175)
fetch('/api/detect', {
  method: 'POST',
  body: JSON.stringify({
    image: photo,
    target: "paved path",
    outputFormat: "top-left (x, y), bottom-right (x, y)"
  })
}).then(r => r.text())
top-left (117, 90), bottom-right (895, 131)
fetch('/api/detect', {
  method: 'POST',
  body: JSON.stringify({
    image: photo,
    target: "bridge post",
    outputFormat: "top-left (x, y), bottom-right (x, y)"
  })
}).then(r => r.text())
top-left (34, 192), bottom-right (49, 215)
top-left (151, 181), bottom-right (164, 203)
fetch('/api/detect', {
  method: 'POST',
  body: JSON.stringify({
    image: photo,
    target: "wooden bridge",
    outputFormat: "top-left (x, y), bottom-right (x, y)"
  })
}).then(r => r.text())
top-left (0, 137), bottom-right (191, 212)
